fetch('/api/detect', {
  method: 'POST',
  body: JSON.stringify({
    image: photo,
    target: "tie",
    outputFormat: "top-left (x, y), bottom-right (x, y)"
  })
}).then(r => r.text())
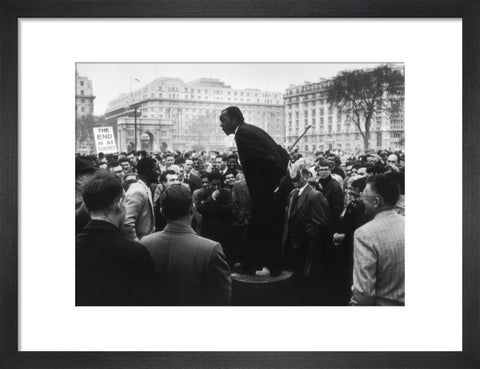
top-left (291, 189), bottom-right (300, 213)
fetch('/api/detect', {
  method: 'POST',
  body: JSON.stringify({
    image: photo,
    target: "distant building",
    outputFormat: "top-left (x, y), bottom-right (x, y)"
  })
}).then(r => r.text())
top-left (75, 72), bottom-right (95, 119)
top-left (105, 77), bottom-right (285, 153)
top-left (75, 72), bottom-right (96, 154)
top-left (284, 67), bottom-right (404, 154)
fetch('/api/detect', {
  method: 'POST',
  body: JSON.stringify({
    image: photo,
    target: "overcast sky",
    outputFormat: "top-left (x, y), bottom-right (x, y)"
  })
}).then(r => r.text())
top-left (76, 63), bottom-right (396, 116)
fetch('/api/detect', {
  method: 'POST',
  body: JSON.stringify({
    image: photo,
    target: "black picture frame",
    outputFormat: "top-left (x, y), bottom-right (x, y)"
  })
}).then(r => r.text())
top-left (1, 1), bottom-right (479, 368)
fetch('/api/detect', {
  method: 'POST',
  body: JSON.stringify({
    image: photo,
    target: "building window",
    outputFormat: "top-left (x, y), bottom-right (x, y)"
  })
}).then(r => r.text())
top-left (80, 81), bottom-right (84, 86)
top-left (80, 107), bottom-right (85, 112)
top-left (81, 90), bottom-right (84, 95)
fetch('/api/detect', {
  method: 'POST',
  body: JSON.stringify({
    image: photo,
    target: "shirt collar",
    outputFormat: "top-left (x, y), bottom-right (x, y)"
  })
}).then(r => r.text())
top-left (234, 124), bottom-right (240, 135)
top-left (164, 221), bottom-right (196, 234)
top-left (84, 219), bottom-right (120, 232)
top-left (297, 183), bottom-right (309, 196)
top-left (374, 208), bottom-right (398, 219)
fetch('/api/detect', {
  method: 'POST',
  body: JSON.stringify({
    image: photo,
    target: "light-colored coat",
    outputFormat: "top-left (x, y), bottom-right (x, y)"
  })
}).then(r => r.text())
top-left (121, 180), bottom-right (155, 242)
top-left (350, 209), bottom-right (405, 306)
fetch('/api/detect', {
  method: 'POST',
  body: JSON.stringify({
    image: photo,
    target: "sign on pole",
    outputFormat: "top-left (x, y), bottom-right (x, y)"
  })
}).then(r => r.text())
top-left (93, 127), bottom-right (117, 154)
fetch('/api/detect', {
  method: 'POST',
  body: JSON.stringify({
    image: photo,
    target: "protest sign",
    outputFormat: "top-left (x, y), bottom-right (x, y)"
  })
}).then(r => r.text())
top-left (93, 127), bottom-right (117, 154)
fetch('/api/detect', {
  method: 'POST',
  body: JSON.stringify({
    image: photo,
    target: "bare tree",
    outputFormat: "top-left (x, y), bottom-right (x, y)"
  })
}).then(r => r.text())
top-left (326, 65), bottom-right (404, 152)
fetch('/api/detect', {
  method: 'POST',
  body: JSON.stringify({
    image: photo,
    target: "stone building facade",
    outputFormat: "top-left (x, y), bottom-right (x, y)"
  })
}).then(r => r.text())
top-left (105, 77), bottom-right (285, 153)
top-left (75, 72), bottom-right (95, 119)
top-left (284, 71), bottom-right (404, 154)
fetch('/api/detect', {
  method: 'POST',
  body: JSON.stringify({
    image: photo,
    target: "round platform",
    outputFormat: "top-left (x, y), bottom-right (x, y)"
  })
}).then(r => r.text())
top-left (231, 270), bottom-right (293, 284)
top-left (231, 270), bottom-right (294, 305)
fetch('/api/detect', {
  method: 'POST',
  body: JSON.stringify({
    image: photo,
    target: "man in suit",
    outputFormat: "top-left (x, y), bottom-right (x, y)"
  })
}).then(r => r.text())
top-left (197, 171), bottom-right (235, 267)
top-left (76, 171), bottom-right (156, 306)
top-left (232, 178), bottom-right (252, 271)
top-left (316, 157), bottom-right (347, 300)
top-left (121, 157), bottom-right (158, 241)
top-left (183, 158), bottom-right (202, 192)
top-left (219, 106), bottom-right (290, 276)
top-left (316, 157), bottom-right (344, 225)
top-left (350, 173), bottom-right (405, 306)
top-left (140, 185), bottom-right (232, 305)
top-left (281, 165), bottom-right (330, 304)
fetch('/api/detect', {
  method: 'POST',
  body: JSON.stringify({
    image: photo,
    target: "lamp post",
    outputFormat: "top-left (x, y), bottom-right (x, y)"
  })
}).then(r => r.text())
top-left (134, 106), bottom-right (138, 151)
top-left (130, 77), bottom-right (141, 152)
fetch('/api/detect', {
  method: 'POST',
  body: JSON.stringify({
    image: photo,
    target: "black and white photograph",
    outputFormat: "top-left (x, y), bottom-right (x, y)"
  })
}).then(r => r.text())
top-left (75, 62), bottom-right (405, 307)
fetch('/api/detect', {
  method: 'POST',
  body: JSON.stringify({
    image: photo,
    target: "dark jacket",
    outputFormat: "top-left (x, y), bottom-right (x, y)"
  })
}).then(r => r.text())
top-left (332, 166), bottom-right (346, 179)
top-left (184, 172), bottom-right (202, 192)
top-left (76, 220), bottom-right (157, 306)
top-left (197, 188), bottom-right (235, 266)
top-left (281, 185), bottom-right (330, 254)
top-left (318, 175), bottom-right (344, 223)
top-left (281, 185), bottom-right (330, 276)
top-left (235, 122), bottom-right (289, 208)
top-left (75, 202), bottom-right (90, 235)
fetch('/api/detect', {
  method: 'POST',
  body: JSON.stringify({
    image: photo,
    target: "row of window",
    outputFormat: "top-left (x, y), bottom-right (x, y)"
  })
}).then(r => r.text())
top-left (142, 84), bottom-right (279, 99)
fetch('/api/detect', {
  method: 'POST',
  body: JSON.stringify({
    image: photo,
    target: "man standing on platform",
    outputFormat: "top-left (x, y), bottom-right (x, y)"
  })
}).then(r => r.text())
top-left (219, 106), bottom-right (290, 276)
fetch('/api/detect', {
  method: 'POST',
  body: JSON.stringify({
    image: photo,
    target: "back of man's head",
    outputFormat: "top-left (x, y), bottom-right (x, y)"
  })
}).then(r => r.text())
top-left (83, 171), bottom-right (123, 212)
top-left (208, 171), bottom-right (223, 182)
top-left (175, 157), bottom-right (186, 165)
top-left (107, 161), bottom-right (122, 170)
top-left (136, 157), bottom-right (155, 176)
top-left (160, 185), bottom-right (192, 221)
top-left (367, 173), bottom-right (400, 207)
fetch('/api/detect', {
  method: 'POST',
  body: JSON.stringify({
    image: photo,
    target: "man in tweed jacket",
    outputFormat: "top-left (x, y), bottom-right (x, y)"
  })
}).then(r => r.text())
top-left (350, 174), bottom-right (405, 306)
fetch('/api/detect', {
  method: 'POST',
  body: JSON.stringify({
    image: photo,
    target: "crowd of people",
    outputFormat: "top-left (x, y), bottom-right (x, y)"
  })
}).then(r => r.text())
top-left (76, 107), bottom-right (405, 307)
